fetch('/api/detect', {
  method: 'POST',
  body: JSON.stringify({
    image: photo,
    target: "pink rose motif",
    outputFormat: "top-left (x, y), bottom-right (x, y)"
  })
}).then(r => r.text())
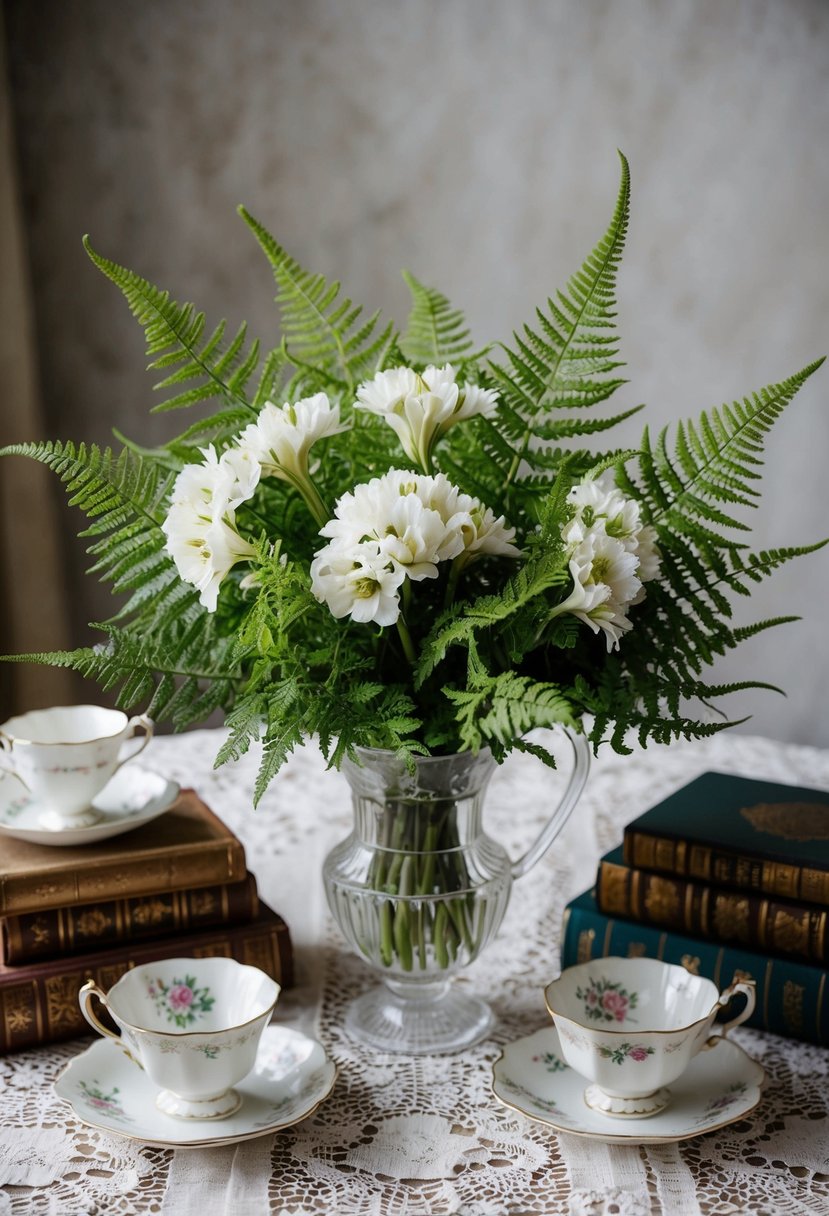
top-left (168, 984), bottom-right (194, 1012)
top-left (586, 989), bottom-right (598, 1005)
top-left (602, 990), bottom-right (628, 1022)
top-left (628, 1045), bottom-right (649, 1062)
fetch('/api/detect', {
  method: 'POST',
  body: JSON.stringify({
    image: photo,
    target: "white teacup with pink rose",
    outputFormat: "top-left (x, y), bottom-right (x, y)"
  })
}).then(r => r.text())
top-left (544, 956), bottom-right (755, 1117)
top-left (80, 956), bottom-right (280, 1120)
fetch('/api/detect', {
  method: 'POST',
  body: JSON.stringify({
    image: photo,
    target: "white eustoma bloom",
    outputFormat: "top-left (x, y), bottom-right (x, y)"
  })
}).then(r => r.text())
top-left (170, 444), bottom-right (260, 516)
top-left (239, 393), bottom-right (348, 484)
top-left (163, 445), bottom-right (262, 612)
top-left (557, 470), bottom-right (661, 649)
top-left (379, 494), bottom-right (453, 580)
top-left (355, 364), bottom-right (499, 470)
top-left (312, 469), bottom-right (520, 627)
top-left (310, 542), bottom-right (405, 626)
top-left (557, 530), bottom-right (641, 651)
top-left (162, 500), bottom-right (257, 613)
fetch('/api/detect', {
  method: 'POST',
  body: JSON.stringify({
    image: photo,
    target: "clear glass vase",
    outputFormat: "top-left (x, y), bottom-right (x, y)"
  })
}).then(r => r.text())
top-left (323, 732), bottom-right (590, 1054)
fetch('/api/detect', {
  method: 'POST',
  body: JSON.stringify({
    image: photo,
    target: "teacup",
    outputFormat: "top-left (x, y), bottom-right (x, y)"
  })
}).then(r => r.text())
top-left (79, 957), bottom-right (280, 1120)
top-left (0, 705), bottom-right (153, 830)
top-left (544, 957), bottom-right (755, 1117)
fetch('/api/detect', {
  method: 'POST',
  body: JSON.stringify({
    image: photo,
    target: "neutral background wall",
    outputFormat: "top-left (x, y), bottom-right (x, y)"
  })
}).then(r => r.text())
top-left (3, 0), bottom-right (828, 744)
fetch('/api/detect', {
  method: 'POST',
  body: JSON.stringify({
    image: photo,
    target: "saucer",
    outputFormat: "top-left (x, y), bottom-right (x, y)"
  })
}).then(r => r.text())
top-left (55, 1025), bottom-right (337, 1148)
top-left (0, 765), bottom-right (180, 846)
top-left (492, 1026), bottom-right (765, 1144)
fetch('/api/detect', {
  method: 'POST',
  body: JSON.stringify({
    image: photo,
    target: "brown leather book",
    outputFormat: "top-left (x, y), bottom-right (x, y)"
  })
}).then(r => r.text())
top-left (0, 789), bottom-right (247, 916)
top-left (598, 848), bottom-right (829, 965)
top-left (0, 901), bottom-right (293, 1054)
top-left (1, 873), bottom-right (260, 964)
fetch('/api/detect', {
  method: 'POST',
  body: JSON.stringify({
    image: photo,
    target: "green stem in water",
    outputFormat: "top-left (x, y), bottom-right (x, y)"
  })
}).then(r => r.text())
top-left (379, 899), bottom-right (394, 967)
top-left (393, 856), bottom-right (415, 971)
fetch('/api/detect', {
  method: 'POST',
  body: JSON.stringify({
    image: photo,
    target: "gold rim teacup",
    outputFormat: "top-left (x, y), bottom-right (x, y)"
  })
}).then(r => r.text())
top-left (544, 957), bottom-right (756, 1117)
top-left (79, 956), bottom-right (280, 1120)
top-left (0, 705), bottom-right (153, 830)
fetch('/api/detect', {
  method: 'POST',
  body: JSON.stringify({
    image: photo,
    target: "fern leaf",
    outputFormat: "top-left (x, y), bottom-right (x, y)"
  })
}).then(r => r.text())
top-left (489, 151), bottom-right (631, 487)
top-left (624, 359), bottom-right (826, 536)
top-left (238, 207), bottom-right (397, 392)
top-left (84, 238), bottom-right (261, 416)
top-left (445, 672), bottom-right (576, 752)
top-left (400, 271), bottom-right (483, 365)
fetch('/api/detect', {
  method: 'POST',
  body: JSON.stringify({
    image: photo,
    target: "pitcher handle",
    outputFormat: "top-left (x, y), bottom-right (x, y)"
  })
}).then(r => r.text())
top-left (510, 731), bottom-right (591, 880)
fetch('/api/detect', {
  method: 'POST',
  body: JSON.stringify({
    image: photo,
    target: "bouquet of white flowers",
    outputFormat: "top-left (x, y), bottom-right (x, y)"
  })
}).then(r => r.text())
top-left (3, 155), bottom-right (823, 803)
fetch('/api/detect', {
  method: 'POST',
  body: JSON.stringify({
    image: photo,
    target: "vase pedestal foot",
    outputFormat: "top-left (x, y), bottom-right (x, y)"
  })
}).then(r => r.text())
top-left (344, 979), bottom-right (494, 1055)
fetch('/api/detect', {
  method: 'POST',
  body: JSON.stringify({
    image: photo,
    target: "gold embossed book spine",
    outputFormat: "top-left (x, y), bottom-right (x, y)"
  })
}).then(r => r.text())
top-left (0, 902), bottom-right (293, 1054)
top-left (598, 850), bottom-right (829, 964)
top-left (0, 874), bottom-right (260, 964)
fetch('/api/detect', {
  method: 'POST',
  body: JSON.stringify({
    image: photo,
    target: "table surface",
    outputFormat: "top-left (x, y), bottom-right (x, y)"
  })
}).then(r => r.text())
top-left (2, 728), bottom-right (829, 1216)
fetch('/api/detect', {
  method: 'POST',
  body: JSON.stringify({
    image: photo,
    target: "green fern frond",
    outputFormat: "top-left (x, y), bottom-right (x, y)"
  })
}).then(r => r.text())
top-left (400, 271), bottom-right (485, 366)
top-left (414, 549), bottom-right (570, 687)
top-left (731, 615), bottom-right (801, 642)
top-left (5, 623), bottom-right (239, 727)
top-left (445, 671), bottom-right (576, 753)
top-left (238, 207), bottom-right (397, 392)
top-left (489, 152), bottom-right (631, 486)
top-left (84, 238), bottom-right (262, 416)
top-left (0, 440), bottom-right (179, 615)
top-left (622, 359), bottom-right (826, 538)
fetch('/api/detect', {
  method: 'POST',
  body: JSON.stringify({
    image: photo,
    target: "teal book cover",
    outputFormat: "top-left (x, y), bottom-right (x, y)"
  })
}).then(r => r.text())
top-left (623, 772), bottom-right (829, 904)
top-left (560, 886), bottom-right (829, 1046)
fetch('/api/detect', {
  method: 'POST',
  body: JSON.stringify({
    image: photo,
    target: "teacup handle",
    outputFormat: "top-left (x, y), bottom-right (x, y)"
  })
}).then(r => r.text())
top-left (79, 980), bottom-right (140, 1066)
top-left (115, 714), bottom-right (154, 770)
top-left (705, 977), bottom-right (757, 1045)
top-left (0, 732), bottom-right (29, 791)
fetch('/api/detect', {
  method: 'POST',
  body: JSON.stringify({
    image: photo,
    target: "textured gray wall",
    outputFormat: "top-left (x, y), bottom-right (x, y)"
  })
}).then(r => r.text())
top-left (5, 0), bottom-right (829, 744)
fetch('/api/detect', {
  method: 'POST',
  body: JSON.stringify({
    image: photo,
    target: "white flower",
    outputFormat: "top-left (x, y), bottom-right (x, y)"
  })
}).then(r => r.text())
top-left (162, 500), bottom-right (257, 612)
top-left (239, 393), bottom-right (347, 485)
top-left (635, 523), bottom-right (660, 583)
top-left (311, 469), bottom-right (520, 627)
top-left (310, 542), bottom-right (405, 627)
top-left (355, 364), bottom-right (498, 469)
top-left (456, 504), bottom-right (522, 560)
top-left (378, 494), bottom-right (450, 581)
top-left (556, 530), bottom-right (641, 651)
top-left (559, 470), bottom-right (661, 643)
top-left (170, 444), bottom-right (260, 517)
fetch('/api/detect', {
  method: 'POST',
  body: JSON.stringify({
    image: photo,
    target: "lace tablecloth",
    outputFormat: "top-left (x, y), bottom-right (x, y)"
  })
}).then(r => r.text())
top-left (2, 729), bottom-right (829, 1215)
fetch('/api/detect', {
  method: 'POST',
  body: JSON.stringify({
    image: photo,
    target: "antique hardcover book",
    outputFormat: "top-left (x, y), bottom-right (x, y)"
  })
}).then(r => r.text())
top-left (0, 900), bottom-right (293, 1054)
top-left (0, 788), bottom-right (247, 916)
top-left (597, 846), bottom-right (829, 964)
top-left (561, 886), bottom-right (829, 1046)
top-left (622, 772), bottom-right (829, 906)
top-left (1, 873), bottom-right (260, 965)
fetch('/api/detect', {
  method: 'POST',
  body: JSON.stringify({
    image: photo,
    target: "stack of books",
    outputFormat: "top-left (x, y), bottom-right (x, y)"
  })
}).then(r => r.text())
top-left (561, 772), bottom-right (829, 1045)
top-left (0, 788), bottom-right (292, 1053)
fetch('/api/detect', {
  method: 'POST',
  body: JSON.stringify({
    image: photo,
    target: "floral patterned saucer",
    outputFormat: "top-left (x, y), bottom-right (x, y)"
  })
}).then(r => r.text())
top-left (0, 766), bottom-right (179, 846)
top-left (492, 1026), bottom-right (765, 1144)
top-left (55, 1025), bottom-right (337, 1148)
